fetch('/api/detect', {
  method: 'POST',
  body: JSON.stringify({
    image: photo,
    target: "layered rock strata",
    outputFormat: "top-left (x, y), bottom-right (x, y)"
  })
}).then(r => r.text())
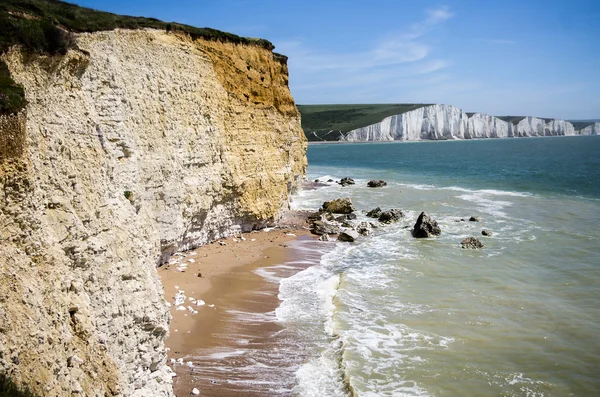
top-left (0, 29), bottom-right (306, 396)
top-left (341, 104), bottom-right (596, 141)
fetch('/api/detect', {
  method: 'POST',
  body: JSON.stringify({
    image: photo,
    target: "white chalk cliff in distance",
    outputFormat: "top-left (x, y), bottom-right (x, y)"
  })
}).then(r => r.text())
top-left (341, 104), bottom-right (598, 142)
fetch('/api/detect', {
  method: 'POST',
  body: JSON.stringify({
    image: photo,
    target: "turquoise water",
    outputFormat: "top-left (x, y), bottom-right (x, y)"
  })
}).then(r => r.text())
top-left (280, 136), bottom-right (600, 396)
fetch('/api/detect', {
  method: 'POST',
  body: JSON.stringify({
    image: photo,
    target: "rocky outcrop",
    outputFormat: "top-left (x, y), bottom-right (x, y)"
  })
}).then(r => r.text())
top-left (412, 212), bottom-right (441, 238)
top-left (367, 180), bottom-right (387, 188)
top-left (0, 29), bottom-right (306, 397)
top-left (378, 209), bottom-right (404, 224)
top-left (461, 237), bottom-right (484, 249)
top-left (321, 198), bottom-right (355, 214)
top-left (338, 230), bottom-right (359, 242)
top-left (341, 104), bottom-right (596, 142)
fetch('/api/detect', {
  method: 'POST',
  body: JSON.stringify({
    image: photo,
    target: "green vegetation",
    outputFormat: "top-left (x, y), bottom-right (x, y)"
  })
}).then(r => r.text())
top-left (0, 374), bottom-right (38, 397)
top-left (298, 103), bottom-right (431, 141)
top-left (496, 116), bottom-right (527, 124)
top-left (0, 0), bottom-right (278, 115)
top-left (124, 190), bottom-right (133, 201)
top-left (570, 121), bottom-right (596, 130)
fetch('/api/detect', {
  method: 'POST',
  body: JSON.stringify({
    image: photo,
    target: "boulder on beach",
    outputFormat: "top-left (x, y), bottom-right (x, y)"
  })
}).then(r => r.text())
top-left (339, 177), bottom-right (355, 187)
top-left (311, 220), bottom-right (340, 236)
top-left (461, 237), bottom-right (484, 249)
top-left (482, 229), bottom-right (492, 236)
top-left (366, 207), bottom-right (382, 218)
top-left (322, 198), bottom-right (355, 214)
top-left (338, 230), bottom-right (359, 242)
top-left (469, 216), bottom-right (480, 222)
top-left (367, 180), bottom-right (387, 188)
top-left (412, 212), bottom-right (441, 238)
top-left (378, 209), bottom-right (404, 224)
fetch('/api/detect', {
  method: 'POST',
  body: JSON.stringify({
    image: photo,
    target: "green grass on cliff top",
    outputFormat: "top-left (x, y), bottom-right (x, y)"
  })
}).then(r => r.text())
top-left (298, 104), bottom-right (431, 141)
top-left (0, 0), bottom-right (283, 115)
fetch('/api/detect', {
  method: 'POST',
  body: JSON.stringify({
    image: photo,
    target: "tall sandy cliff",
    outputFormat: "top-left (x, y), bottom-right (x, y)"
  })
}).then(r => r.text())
top-left (0, 29), bottom-right (306, 396)
top-left (341, 104), bottom-right (596, 141)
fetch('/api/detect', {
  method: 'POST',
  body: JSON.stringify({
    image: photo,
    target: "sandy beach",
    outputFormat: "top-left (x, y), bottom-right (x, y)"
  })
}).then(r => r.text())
top-left (158, 211), bottom-right (319, 396)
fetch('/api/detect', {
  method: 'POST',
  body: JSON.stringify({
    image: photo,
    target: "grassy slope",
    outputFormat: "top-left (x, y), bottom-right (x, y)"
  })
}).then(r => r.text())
top-left (298, 103), bottom-right (431, 141)
top-left (0, 0), bottom-right (282, 115)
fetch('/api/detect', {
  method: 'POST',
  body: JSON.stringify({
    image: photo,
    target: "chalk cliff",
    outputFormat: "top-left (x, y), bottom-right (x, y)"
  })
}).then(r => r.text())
top-left (0, 29), bottom-right (306, 396)
top-left (341, 104), bottom-right (595, 142)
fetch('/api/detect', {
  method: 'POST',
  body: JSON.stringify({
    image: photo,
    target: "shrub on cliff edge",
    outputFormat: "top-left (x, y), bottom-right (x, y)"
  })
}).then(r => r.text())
top-left (0, 374), bottom-right (39, 397)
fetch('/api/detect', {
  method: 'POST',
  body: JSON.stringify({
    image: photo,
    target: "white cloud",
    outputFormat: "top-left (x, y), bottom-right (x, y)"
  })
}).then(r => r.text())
top-left (278, 7), bottom-right (455, 103)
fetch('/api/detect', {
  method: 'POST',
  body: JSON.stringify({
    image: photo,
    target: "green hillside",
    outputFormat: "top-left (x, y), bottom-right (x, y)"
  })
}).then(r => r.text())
top-left (298, 103), bottom-right (431, 141)
top-left (0, 0), bottom-right (279, 115)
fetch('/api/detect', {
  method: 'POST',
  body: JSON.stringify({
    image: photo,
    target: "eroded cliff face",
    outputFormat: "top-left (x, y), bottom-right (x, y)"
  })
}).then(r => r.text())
top-left (0, 29), bottom-right (306, 396)
top-left (342, 104), bottom-right (594, 142)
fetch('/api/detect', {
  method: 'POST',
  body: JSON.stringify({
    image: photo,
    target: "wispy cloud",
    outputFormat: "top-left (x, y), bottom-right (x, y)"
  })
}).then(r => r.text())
top-left (279, 6), bottom-right (455, 103)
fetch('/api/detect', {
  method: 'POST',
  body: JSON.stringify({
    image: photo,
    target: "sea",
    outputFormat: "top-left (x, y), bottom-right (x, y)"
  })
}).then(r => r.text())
top-left (280, 136), bottom-right (600, 397)
top-left (202, 136), bottom-right (600, 396)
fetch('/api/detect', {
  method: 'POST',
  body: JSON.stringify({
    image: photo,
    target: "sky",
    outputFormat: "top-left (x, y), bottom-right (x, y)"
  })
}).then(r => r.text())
top-left (71, 0), bottom-right (600, 119)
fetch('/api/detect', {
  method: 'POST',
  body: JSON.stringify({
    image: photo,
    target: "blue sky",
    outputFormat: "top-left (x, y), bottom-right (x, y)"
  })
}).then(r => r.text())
top-left (72, 0), bottom-right (600, 119)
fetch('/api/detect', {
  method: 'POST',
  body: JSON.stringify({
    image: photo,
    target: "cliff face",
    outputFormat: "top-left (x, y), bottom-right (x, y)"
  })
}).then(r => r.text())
top-left (341, 104), bottom-right (595, 142)
top-left (0, 29), bottom-right (306, 397)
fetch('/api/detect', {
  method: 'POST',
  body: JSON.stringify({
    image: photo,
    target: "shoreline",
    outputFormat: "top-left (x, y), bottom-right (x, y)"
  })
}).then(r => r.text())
top-left (158, 213), bottom-right (321, 396)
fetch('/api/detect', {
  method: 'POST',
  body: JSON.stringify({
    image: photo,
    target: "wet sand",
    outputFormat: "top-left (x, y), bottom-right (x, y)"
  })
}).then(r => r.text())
top-left (158, 218), bottom-right (318, 396)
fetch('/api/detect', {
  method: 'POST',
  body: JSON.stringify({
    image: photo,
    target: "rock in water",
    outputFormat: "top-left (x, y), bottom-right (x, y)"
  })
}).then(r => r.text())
top-left (346, 212), bottom-right (357, 220)
top-left (412, 212), bottom-right (441, 238)
top-left (461, 237), bottom-right (484, 249)
top-left (378, 209), bottom-right (404, 224)
top-left (311, 220), bottom-right (340, 236)
top-left (339, 177), bottom-right (355, 187)
top-left (322, 198), bottom-right (355, 214)
top-left (366, 207), bottom-right (382, 218)
top-left (338, 230), bottom-right (359, 242)
top-left (469, 216), bottom-right (480, 222)
top-left (482, 229), bottom-right (492, 236)
top-left (367, 180), bottom-right (387, 188)
top-left (318, 234), bottom-right (331, 241)
top-left (356, 222), bottom-right (373, 236)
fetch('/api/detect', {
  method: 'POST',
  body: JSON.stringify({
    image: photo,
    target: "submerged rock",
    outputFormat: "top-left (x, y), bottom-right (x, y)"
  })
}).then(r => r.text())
top-left (469, 216), bottom-right (480, 222)
top-left (482, 229), bottom-right (492, 237)
top-left (338, 230), bottom-right (359, 242)
top-left (322, 198), bottom-right (355, 214)
top-left (378, 209), bottom-right (404, 224)
top-left (412, 212), bottom-right (441, 238)
top-left (461, 237), bottom-right (484, 249)
top-left (366, 207), bottom-right (382, 218)
top-left (367, 179), bottom-right (387, 188)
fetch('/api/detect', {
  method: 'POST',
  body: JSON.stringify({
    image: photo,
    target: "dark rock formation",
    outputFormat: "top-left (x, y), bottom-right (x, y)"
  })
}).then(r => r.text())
top-left (338, 230), bottom-right (359, 242)
top-left (318, 234), bottom-right (331, 241)
top-left (322, 198), bottom-right (355, 214)
top-left (339, 177), bottom-right (355, 187)
top-left (481, 229), bottom-right (492, 236)
top-left (367, 180), bottom-right (387, 188)
top-left (461, 237), bottom-right (484, 249)
top-left (412, 212), bottom-right (441, 238)
top-left (469, 216), bottom-right (480, 222)
top-left (366, 207), bottom-right (382, 218)
top-left (378, 209), bottom-right (404, 224)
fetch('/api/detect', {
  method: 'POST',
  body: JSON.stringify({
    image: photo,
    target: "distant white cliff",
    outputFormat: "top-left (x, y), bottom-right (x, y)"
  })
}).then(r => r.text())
top-left (341, 104), bottom-right (597, 142)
